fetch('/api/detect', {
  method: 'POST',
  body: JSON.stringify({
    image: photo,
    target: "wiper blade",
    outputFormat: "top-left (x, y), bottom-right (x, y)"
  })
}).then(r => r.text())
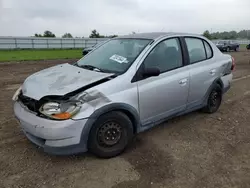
top-left (76, 64), bottom-right (103, 72)
top-left (74, 64), bottom-right (121, 76)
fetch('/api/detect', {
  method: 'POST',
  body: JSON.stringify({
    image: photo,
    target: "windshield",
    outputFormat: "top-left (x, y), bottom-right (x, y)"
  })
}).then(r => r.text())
top-left (76, 38), bottom-right (152, 74)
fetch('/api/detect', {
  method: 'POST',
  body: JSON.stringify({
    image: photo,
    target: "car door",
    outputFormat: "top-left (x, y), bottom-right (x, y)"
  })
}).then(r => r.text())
top-left (135, 37), bottom-right (190, 126)
top-left (184, 37), bottom-right (222, 109)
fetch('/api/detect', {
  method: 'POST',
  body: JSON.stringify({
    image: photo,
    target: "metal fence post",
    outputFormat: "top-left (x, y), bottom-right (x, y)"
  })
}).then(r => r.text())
top-left (46, 39), bottom-right (49, 48)
top-left (73, 39), bottom-right (76, 48)
top-left (14, 38), bottom-right (17, 48)
top-left (61, 38), bottom-right (62, 49)
top-left (31, 39), bottom-right (34, 49)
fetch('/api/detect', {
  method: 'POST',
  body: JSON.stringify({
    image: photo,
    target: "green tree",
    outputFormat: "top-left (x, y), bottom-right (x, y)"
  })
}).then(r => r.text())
top-left (107, 35), bottom-right (118, 38)
top-left (208, 29), bottom-right (250, 40)
top-left (89, 30), bottom-right (100, 38)
top-left (229, 31), bottom-right (237, 39)
top-left (43, 30), bottom-right (56, 37)
top-left (34, 33), bottom-right (43, 37)
top-left (62, 33), bottom-right (73, 38)
top-left (203, 30), bottom-right (212, 40)
top-left (89, 30), bottom-right (118, 38)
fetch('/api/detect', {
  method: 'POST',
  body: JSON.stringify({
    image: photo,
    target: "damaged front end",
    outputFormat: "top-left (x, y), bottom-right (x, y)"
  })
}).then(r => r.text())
top-left (14, 77), bottom-right (113, 121)
top-left (15, 91), bottom-right (80, 120)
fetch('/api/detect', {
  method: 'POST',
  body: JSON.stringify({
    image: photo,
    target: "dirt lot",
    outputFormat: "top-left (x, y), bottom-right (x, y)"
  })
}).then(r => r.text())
top-left (0, 50), bottom-right (250, 188)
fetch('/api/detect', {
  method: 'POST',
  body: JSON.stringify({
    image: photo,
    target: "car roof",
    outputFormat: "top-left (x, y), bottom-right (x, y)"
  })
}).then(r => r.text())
top-left (117, 32), bottom-right (201, 40)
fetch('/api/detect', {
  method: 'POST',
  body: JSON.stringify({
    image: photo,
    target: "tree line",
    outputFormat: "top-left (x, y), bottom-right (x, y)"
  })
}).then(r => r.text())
top-left (34, 30), bottom-right (117, 38)
top-left (35, 29), bottom-right (250, 40)
top-left (203, 30), bottom-right (250, 40)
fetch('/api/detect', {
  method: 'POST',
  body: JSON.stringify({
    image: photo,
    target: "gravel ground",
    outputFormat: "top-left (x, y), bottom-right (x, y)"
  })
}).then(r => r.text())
top-left (0, 50), bottom-right (250, 188)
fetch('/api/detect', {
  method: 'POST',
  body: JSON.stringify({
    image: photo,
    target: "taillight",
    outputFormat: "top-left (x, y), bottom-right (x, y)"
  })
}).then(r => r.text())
top-left (231, 57), bottom-right (235, 71)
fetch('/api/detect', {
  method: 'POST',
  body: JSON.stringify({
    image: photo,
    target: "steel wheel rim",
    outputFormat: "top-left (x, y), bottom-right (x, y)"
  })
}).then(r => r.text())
top-left (97, 121), bottom-right (122, 147)
top-left (209, 91), bottom-right (220, 109)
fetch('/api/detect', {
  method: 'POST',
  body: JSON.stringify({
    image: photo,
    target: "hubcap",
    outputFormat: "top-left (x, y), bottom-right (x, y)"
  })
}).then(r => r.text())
top-left (97, 122), bottom-right (122, 147)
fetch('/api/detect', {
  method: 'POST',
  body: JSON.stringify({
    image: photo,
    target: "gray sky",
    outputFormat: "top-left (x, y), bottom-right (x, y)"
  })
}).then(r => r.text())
top-left (0, 0), bottom-right (249, 37)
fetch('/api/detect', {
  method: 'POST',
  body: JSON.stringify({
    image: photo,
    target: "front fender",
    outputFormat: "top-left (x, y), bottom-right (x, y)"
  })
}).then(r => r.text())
top-left (73, 103), bottom-right (141, 148)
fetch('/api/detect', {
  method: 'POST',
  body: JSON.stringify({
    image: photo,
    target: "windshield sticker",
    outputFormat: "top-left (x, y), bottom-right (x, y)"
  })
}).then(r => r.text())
top-left (110, 54), bottom-right (129, 64)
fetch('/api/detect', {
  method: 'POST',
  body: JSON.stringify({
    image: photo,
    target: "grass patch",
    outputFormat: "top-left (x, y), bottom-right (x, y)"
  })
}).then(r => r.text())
top-left (0, 45), bottom-right (249, 62)
top-left (240, 44), bottom-right (248, 49)
top-left (0, 49), bottom-right (82, 62)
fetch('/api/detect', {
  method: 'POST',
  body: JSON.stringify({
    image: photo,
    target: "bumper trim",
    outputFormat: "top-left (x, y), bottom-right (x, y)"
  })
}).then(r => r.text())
top-left (23, 130), bottom-right (87, 155)
top-left (24, 131), bottom-right (45, 147)
top-left (223, 84), bottom-right (230, 94)
top-left (44, 144), bottom-right (87, 156)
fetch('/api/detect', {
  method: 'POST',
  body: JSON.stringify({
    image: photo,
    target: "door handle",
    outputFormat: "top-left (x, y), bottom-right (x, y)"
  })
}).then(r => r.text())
top-left (179, 78), bottom-right (188, 85)
top-left (210, 69), bottom-right (216, 75)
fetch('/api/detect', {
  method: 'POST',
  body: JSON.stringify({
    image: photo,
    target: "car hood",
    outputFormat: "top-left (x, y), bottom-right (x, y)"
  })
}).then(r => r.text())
top-left (22, 63), bottom-right (114, 100)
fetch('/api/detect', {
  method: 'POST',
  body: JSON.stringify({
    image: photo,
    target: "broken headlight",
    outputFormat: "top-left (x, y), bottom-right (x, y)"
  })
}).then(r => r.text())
top-left (39, 101), bottom-right (81, 120)
top-left (12, 85), bottom-right (22, 101)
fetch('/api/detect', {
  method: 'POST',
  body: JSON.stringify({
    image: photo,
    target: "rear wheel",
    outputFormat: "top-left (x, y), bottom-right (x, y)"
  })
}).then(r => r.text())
top-left (88, 111), bottom-right (133, 158)
top-left (202, 84), bottom-right (222, 113)
top-left (226, 47), bottom-right (230, 52)
top-left (235, 46), bottom-right (239, 52)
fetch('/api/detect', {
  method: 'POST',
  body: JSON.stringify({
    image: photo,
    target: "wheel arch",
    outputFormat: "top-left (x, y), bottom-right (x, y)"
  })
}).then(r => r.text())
top-left (215, 78), bottom-right (223, 89)
top-left (203, 77), bottom-right (224, 105)
top-left (80, 103), bottom-right (140, 147)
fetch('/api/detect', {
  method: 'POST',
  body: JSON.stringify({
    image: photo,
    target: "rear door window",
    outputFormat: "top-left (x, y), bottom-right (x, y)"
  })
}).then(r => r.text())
top-left (204, 41), bottom-right (213, 59)
top-left (185, 38), bottom-right (206, 64)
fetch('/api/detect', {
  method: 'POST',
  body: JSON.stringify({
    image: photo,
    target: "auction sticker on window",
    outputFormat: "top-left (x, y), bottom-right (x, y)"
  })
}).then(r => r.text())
top-left (110, 54), bottom-right (129, 64)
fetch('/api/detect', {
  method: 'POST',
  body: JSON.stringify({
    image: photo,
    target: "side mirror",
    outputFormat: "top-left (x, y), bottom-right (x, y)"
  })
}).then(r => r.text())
top-left (82, 47), bottom-right (94, 56)
top-left (82, 50), bottom-right (89, 55)
top-left (143, 67), bottom-right (160, 77)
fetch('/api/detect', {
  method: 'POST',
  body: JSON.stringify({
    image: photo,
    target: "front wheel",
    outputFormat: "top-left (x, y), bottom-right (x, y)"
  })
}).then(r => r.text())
top-left (235, 46), bottom-right (239, 52)
top-left (202, 84), bottom-right (222, 113)
top-left (88, 111), bottom-right (133, 158)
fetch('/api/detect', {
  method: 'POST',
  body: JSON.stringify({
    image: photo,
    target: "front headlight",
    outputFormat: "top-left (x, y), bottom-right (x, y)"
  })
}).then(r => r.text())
top-left (39, 101), bottom-right (81, 120)
top-left (12, 85), bottom-right (22, 101)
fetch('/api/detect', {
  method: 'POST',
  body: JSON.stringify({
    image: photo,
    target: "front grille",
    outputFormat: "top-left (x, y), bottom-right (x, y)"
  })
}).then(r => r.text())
top-left (18, 92), bottom-right (39, 112)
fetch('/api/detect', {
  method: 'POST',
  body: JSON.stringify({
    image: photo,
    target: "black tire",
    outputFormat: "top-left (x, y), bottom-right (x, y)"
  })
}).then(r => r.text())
top-left (226, 47), bottom-right (230, 52)
top-left (88, 111), bottom-right (133, 158)
top-left (202, 84), bottom-right (222, 113)
top-left (235, 46), bottom-right (239, 52)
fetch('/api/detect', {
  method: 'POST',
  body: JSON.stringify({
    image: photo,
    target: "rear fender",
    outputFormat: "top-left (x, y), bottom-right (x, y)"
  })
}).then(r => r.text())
top-left (202, 78), bottom-right (224, 106)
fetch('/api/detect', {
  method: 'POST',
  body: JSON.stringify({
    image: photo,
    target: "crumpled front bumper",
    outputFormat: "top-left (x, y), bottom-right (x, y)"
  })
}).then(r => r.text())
top-left (14, 101), bottom-right (89, 155)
